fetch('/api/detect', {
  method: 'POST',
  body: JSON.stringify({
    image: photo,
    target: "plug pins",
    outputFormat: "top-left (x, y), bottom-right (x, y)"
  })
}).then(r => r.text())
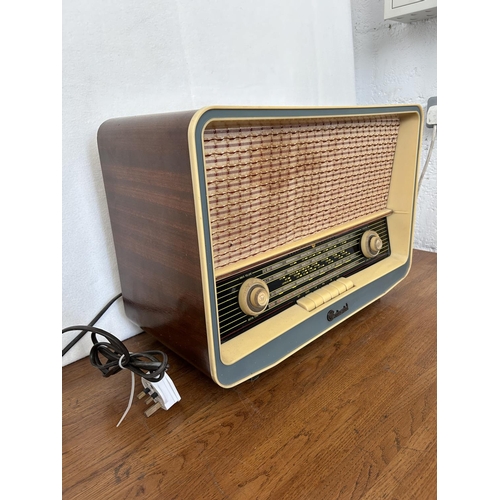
top-left (145, 402), bottom-right (162, 417)
top-left (137, 373), bottom-right (181, 417)
top-left (137, 387), bottom-right (150, 399)
top-left (137, 388), bottom-right (163, 417)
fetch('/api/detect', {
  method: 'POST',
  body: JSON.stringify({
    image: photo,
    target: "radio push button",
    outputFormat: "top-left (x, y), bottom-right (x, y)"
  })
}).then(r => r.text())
top-left (238, 278), bottom-right (270, 317)
top-left (307, 292), bottom-right (325, 308)
top-left (336, 278), bottom-right (354, 290)
top-left (316, 288), bottom-right (333, 302)
top-left (323, 283), bottom-right (341, 298)
top-left (329, 281), bottom-right (347, 294)
top-left (296, 278), bottom-right (355, 312)
top-left (296, 296), bottom-right (316, 312)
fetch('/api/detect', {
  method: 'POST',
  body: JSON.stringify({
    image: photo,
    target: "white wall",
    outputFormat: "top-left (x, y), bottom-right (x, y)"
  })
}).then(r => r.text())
top-left (350, 0), bottom-right (437, 251)
top-left (62, 0), bottom-right (357, 364)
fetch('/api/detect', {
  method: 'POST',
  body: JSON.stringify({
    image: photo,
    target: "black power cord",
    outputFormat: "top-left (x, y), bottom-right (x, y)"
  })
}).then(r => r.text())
top-left (63, 293), bottom-right (174, 425)
top-left (62, 292), bottom-right (123, 357)
top-left (62, 293), bottom-right (168, 382)
top-left (62, 325), bottom-right (168, 382)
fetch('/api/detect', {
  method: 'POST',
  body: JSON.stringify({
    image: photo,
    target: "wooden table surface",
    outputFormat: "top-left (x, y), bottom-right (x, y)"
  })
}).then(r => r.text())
top-left (62, 250), bottom-right (437, 500)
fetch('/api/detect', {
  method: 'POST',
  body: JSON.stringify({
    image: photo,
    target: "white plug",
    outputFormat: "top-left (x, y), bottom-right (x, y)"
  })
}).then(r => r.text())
top-left (426, 96), bottom-right (437, 127)
top-left (427, 106), bottom-right (437, 127)
top-left (137, 373), bottom-right (181, 417)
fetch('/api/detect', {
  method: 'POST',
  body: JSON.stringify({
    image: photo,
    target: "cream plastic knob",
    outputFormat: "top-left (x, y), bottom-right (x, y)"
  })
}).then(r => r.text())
top-left (238, 278), bottom-right (270, 316)
top-left (361, 230), bottom-right (383, 258)
top-left (370, 235), bottom-right (383, 253)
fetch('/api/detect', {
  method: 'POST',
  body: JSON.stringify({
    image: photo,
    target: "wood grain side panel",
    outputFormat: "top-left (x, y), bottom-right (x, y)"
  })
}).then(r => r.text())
top-left (97, 111), bottom-right (212, 375)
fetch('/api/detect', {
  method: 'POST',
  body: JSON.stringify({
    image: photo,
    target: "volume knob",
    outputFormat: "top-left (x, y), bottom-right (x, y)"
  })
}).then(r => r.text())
top-left (238, 278), bottom-right (270, 317)
top-left (361, 230), bottom-right (383, 258)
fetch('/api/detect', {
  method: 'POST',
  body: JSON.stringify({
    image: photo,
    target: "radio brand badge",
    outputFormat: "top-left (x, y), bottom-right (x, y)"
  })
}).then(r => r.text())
top-left (327, 303), bottom-right (349, 321)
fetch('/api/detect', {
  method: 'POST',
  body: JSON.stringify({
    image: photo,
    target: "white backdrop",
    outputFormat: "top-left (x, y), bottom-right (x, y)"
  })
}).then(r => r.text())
top-left (62, 0), bottom-right (357, 364)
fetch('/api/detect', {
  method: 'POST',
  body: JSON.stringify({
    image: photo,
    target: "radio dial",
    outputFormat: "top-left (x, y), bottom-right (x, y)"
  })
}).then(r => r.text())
top-left (361, 230), bottom-right (383, 258)
top-left (238, 278), bottom-right (270, 317)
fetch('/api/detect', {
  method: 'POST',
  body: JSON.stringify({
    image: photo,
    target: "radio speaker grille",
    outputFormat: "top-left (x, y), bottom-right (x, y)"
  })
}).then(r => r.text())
top-left (203, 115), bottom-right (400, 269)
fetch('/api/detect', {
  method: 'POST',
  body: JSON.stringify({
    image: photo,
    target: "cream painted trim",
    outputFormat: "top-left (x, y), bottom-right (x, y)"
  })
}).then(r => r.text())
top-left (386, 110), bottom-right (422, 265)
top-left (187, 111), bottom-right (220, 385)
top-left (196, 104), bottom-right (417, 112)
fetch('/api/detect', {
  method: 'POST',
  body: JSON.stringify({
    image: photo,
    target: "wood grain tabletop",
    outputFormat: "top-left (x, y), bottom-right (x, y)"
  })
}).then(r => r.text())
top-left (62, 249), bottom-right (436, 500)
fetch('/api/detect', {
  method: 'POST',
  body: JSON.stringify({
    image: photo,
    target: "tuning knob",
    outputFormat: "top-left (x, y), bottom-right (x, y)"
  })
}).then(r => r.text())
top-left (238, 278), bottom-right (270, 317)
top-left (361, 230), bottom-right (383, 258)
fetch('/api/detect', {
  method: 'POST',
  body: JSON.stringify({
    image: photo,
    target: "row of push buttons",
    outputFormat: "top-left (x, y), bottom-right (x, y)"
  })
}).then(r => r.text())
top-left (296, 278), bottom-right (355, 312)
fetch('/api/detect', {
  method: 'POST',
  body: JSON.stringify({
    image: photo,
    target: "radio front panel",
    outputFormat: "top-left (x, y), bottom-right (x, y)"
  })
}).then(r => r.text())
top-left (216, 217), bottom-right (390, 343)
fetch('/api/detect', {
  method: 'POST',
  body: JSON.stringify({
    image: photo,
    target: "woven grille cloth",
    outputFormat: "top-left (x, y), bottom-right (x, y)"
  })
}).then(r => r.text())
top-left (203, 115), bottom-right (400, 269)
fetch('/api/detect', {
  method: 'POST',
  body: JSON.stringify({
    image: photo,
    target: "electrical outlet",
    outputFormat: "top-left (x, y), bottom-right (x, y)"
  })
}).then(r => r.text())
top-left (426, 96), bottom-right (437, 127)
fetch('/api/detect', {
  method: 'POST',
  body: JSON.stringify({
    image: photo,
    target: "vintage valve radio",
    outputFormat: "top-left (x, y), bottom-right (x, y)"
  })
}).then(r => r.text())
top-left (97, 105), bottom-right (423, 387)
